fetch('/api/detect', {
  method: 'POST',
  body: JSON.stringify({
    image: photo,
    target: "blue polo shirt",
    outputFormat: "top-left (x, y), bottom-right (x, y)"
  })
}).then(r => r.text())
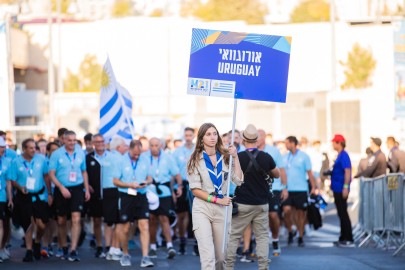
top-left (114, 152), bottom-right (149, 195)
top-left (283, 150), bottom-right (312, 192)
top-left (0, 154), bottom-right (12, 202)
top-left (92, 150), bottom-right (116, 189)
top-left (262, 144), bottom-right (285, 191)
top-left (172, 145), bottom-right (194, 180)
top-left (142, 150), bottom-right (179, 198)
top-left (5, 148), bottom-right (17, 159)
top-left (49, 146), bottom-right (86, 187)
top-left (331, 150), bottom-right (352, 193)
top-left (8, 154), bottom-right (48, 202)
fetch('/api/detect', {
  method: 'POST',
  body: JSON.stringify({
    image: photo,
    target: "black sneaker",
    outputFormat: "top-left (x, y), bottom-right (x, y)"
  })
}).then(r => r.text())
top-left (167, 247), bottom-right (176, 259)
top-left (288, 232), bottom-right (294, 245)
top-left (338, 241), bottom-right (355, 248)
top-left (236, 246), bottom-right (243, 258)
top-left (68, 250), bottom-right (80, 262)
top-left (90, 239), bottom-right (96, 249)
top-left (33, 242), bottom-right (41, 260)
top-left (179, 243), bottom-right (186, 255)
top-left (192, 244), bottom-right (199, 256)
top-left (240, 251), bottom-right (254, 263)
top-left (298, 237), bottom-right (305, 247)
top-left (23, 250), bottom-right (33, 262)
top-left (95, 247), bottom-right (106, 258)
top-left (61, 247), bottom-right (69, 260)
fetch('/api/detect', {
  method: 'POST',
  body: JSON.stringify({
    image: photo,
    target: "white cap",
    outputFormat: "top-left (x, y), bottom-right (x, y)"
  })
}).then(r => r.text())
top-left (146, 189), bottom-right (160, 210)
top-left (0, 137), bottom-right (6, 147)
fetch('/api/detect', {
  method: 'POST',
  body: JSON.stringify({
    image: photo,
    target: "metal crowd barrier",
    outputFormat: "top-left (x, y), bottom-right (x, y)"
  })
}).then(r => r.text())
top-left (354, 173), bottom-right (405, 256)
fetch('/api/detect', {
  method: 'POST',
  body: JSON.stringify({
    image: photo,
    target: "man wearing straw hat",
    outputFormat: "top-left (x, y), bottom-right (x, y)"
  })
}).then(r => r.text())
top-left (226, 124), bottom-right (280, 270)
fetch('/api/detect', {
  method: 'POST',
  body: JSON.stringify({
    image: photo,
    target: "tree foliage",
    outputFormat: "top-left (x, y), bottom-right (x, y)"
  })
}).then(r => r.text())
top-left (111, 0), bottom-right (133, 17)
top-left (64, 54), bottom-right (102, 92)
top-left (340, 43), bottom-right (376, 90)
top-left (181, 0), bottom-right (268, 24)
top-left (290, 0), bottom-right (330, 23)
top-left (51, 0), bottom-right (71, 14)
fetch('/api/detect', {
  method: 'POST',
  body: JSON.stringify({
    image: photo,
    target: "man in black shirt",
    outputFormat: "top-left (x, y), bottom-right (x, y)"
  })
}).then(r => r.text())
top-left (225, 124), bottom-right (280, 270)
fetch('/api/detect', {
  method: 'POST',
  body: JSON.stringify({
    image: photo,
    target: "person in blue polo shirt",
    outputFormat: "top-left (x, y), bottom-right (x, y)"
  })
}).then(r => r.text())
top-left (329, 134), bottom-right (354, 247)
top-left (86, 133), bottom-right (116, 258)
top-left (258, 129), bottom-right (288, 257)
top-left (8, 138), bottom-right (51, 262)
top-left (102, 137), bottom-right (128, 261)
top-left (49, 130), bottom-right (90, 262)
top-left (145, 137), bottom-right (182, 260)
top-left (282, 136), bottom-right (316, 247)
top-left (172, 127), bottom-right (195, 255)
top-left (0, 131), bottom-right (17, 160)
top-left (0, 137), bottom-right (12, 263)
top-left (113, 139), bottom-right (154, 267)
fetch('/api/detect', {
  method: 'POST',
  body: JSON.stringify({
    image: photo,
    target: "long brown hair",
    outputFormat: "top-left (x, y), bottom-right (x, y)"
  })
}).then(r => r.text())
top-left (187, 123), bottom-right (229, 174)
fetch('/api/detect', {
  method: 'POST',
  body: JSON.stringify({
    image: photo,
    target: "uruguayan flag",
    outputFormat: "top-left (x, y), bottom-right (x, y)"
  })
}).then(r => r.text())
top-left (100, 58), bottom-right (134, 143)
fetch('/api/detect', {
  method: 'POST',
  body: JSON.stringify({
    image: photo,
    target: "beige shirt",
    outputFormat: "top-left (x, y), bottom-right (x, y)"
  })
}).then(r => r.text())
top-left (187, 153), bottom-right (244, 196)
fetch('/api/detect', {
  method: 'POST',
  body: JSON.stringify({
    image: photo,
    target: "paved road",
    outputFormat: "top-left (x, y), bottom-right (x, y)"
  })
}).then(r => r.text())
top-left (2, 203), bottom-right (405, 269)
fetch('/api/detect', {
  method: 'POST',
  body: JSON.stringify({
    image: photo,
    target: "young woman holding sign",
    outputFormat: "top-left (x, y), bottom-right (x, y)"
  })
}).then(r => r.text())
top-left (187, 123), bottom-right (243, 270)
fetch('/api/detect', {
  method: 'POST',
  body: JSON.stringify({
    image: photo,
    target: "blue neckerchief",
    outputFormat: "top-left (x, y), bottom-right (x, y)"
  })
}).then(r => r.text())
top-left (203, 151), bottom-right (223, 198)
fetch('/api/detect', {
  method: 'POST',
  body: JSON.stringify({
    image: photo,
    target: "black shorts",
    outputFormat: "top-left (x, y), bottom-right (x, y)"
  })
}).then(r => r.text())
top-left (103, 188), bottom-right (119, 226)
top-left (12, 192), bottom-right (49, 231)
top-left (118, 192), bottom-right (137, 223)
top-left (12, 192), bottom-right (32, 231)
top-left (134, 193), bottom-right (150, 220)
top-left (175, 180), bottom-right (190, 213)
top-left (0, 202), bottom-right (6, 220)
top-left (282, 191), bottom-right (308, 210)
top-left (151, 197), bottom-right (173, 217)
top-left (32, 200), bottom-right (50, 225)
top-left (269, 191), bottom-right (282, 213)
top-left (54, 184), bottom-right (85, 217)
top-left (86, 197), bottom-right (103, 218)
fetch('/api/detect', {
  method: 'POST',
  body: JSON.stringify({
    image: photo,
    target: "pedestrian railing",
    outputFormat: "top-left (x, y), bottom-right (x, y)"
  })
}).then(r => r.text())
top-left (354, 173), bottom-right (405, 256)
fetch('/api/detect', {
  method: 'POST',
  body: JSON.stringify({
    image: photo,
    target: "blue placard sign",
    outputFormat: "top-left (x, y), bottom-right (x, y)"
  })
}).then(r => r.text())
top-left (187, 28), bottom-right (291, 103)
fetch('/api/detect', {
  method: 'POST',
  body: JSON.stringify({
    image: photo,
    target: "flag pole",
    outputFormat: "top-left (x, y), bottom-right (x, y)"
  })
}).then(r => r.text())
top-left (222, 98), bottom-right (238, 253)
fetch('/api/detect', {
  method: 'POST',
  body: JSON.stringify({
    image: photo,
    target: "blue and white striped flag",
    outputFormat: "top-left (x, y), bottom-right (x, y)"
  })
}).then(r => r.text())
top-left (100, 58), bottom-right (134, 144)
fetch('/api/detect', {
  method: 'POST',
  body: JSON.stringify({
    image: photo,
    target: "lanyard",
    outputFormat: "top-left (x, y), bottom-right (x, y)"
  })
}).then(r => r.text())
top-left (65, 152), bottom-right (77, 169)
top-left (23, 159), bottom-right (34, 176)
top-left (287, 149), bottom-right (299, 168)
top-left (129, 153), bottom-right (138, 171)
top-left (150, 151), bottom-right (161, 176)
top-left (246, 147), bottom-right (257, 151)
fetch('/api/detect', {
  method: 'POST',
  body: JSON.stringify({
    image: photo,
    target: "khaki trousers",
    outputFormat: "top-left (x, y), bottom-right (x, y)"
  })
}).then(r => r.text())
top-left (225, 203), bottom-right (269, 270)
top-left (192, 198), bottom-right (232, 270)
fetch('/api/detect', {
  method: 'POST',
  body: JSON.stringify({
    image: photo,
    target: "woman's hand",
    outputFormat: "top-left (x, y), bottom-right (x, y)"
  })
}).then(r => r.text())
top-left (228, 145), bottom-right (238, 159)
top-left (217, 196), bottom-right (232, 206)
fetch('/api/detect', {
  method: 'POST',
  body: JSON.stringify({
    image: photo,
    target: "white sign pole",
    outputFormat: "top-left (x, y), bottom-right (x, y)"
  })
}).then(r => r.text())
top-left (222, 98), bottom-right (238, 253)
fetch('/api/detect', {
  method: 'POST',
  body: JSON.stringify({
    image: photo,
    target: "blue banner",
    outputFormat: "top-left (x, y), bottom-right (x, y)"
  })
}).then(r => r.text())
top-left (187, 28), bottom-right (291, 103)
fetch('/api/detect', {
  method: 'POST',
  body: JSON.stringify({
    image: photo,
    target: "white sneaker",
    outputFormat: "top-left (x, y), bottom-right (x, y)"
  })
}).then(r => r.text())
top-left (106, 251), bottom-right (122, 261)
top-left (140, 256), bottom-right (154, 267)
top-left (120, 254), bottom-right (131, 266)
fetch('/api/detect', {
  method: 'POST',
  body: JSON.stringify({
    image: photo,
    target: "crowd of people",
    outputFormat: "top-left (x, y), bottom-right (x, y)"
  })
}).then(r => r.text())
top-left (0, 126), bottom-right (404, 269)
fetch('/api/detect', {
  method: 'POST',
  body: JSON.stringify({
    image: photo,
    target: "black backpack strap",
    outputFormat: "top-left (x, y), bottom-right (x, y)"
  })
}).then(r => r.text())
top-left (245, 150), bottom-right (265, 176)
top-left (245, 150), bottom-right (259, 173)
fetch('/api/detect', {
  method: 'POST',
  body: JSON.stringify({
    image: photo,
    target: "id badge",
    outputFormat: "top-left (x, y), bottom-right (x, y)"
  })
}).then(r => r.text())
top-left (26, 177), bottom-right (36, 190)
top-left (69, 171), bottom-right (77, 182)
top-left (128, 188), bottom-right (137, 196)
